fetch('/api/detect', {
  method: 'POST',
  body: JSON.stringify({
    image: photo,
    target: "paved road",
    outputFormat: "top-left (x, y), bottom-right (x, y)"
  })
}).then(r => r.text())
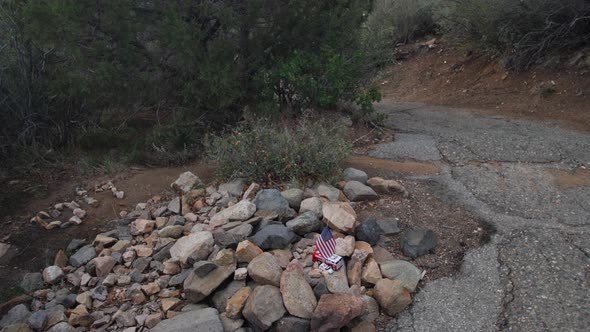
top-left (373, 102), bottom-right (590, 332)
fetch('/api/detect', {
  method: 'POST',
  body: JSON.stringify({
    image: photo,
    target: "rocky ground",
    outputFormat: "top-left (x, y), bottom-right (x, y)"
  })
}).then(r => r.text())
top-left (0, 166), bottom-right (452, 332)
top-left (1, 98), bottom-right (587, 332)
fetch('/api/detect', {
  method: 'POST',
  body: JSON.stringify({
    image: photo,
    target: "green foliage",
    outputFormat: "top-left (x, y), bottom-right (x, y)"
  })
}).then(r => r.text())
top-left (437, 0), bottom-right (590, 70)
top-left (356, 88), bottom-right (383, 115)
top-left (1, 0), bottom-right (377, 166)
top-left (205, 119), bottom-right (352, 182)
top-left (256, 49), bottom-right (368, 112)
top-left (536, 83), bottom-right (557, 98)
top-left (363, 0), bottom-right (439, 69)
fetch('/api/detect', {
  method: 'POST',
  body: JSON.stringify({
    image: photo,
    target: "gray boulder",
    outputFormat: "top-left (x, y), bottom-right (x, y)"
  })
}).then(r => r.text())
top-left (355, 219), bottom-right (381, 245)
top-left (248, 253), bottom-right (283, 287)
top-left (212, 280), bottom-right (246, 312)
top-left (273, 316), bottom-right (311, 332)
top-left (69, 245), bottom-right (96, 267)
top-left (281, 189), bottom-right (304, 210)
top-left (218, 179), bottom-right (246, 197)
top-left (316, 183), bottom-right (341, 202)
top-left (299, 197), bottom-right (323, 218)
top-left (243, 285), bottom-right (286, 330)
top-left (66, 239), bottom-right (86, 252)
top-left (171, 171), bottom-right (204, 193)
top-left (184, 263), bottom-right (236, 303)
top-left (46, 322), bottom-right (76, 332)
top-left (375, 217), bottom-right (400, 235)
top-left (20, 273), bottom-right (44, 292)
top-left (150, 308), bottom-right (223, 332)
top-left (380, 260), bottom-right (422, 292)
top-left (285, 212), bottom-right (322, 236)
top-left (214, 224), bottom-right (253, 247)
top-left (249, 225), bottom-right (299, 250)
top-left (0, 304), bottom-right (31, 329)
top-left (253, 189), bottom-right (296, 221)
top-left (342, 168), bottom-right (368, 184)
top-left (401, 228), bottom-right (437, 258)
top-left (157, 225), bottom-right (184, 239)
top-left (168, 197), bottom-right (181, 214)
top-left (343, 181), bottom-right (379, 202)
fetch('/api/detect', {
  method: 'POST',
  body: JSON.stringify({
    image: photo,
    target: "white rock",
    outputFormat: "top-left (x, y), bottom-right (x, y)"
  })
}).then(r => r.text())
top-left (334, 236), bottom-right (355, 257)
top-left (171, 171), bottom-right (204, 193)
top-left (65, 201), bottom-right (80, 210)
top-left (69, 216), bottom-right (83, 225)
top-left (170, 232), bottom-right (215, 265)
top-left (84, 197), bottom-right (99, 207)
top-left (299, 197), bottom-right (323, 218)
top-left (184, 213), bottom-right (198, 222)
top-left (211, 200), bottom-right (256, 223)
top-left (234, 267), bottom-right (248, 280)
top-left (322, 202), bottom-right (357, 234)
top-left (73, 208), bottom-right (86, 219)
top-left (0, 243), bottom-right (10, 259)
top-left (43, 265), bottom-right (64, 284)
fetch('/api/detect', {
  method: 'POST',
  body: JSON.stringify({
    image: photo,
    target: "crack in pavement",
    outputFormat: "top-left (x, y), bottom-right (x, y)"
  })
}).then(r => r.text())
top-left (376, 101), bottom-right (590, 332)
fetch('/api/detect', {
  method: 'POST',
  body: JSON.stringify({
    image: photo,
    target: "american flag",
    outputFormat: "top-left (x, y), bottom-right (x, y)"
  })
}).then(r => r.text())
top-left (316, 226), bottom-right (336, 259)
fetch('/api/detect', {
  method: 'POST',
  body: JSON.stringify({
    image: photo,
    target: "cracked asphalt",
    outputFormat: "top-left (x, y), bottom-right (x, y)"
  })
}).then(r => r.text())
top-left (374, 102), bottom-right (590, 332)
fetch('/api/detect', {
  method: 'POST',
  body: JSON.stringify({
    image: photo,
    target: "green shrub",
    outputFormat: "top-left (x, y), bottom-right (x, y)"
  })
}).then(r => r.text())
top-left (205, 118), bottom-right (352, 182)
top-left (437, 0), bottom-right (590, 70)
top-left (255, 49), bottom-right (369, 113)
top-left (363, 0), bottom-right (439, 69)
top-left (536, 83), bottom-right (557, 98)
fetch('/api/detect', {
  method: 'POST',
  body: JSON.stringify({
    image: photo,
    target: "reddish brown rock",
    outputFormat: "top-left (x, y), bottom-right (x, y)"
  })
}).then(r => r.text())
top-left (236, 240), bottom-right (263, 263)
top-left (373, 278), bottom-right (412, 316)
top-left (322, 202), bottom-right (357, 234)
top-left (93, 256), bottom-right (116, 277)
top-left (361, 257), bottom-right (382, 286)
top-left (347, 249), bottom-right (369, 287)
top-left (280, 260), bottom-right (317, 319)
top-left (225, 287), bottom-right (251, 319)
top-left (310, 294), bottom-right (365, 332)
top-left (132, 219), bottom-right (155, 235)
top-left (54, 250), bottom-right (68, 268)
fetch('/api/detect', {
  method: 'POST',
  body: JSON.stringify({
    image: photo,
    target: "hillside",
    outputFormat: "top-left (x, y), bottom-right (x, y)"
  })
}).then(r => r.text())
top-left (378, 39), bottom-right (590, 132)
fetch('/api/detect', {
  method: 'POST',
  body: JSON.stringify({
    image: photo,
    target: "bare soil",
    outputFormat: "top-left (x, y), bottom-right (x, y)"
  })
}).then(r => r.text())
top-left (355, 178), bottom-right (490, 331)
top-left (379, 39), bottom-right (590, 132)
top-left (355, 180), bottom-right (490, 283)
top-left (345, 155), bottom-right (440, 176)
top-left (0, 161), bottom-right (215, 299)
top-left (548, 167), bottom-right (590, 190)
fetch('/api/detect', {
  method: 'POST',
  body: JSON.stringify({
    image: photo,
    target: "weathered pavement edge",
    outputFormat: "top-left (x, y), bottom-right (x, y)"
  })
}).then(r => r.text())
top-left (374, 102), bottom-right (590, 332)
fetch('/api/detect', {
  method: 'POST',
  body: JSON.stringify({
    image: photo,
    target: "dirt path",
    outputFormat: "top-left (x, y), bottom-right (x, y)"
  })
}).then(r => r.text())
top-left (372, 100), bottom-right (590, 332)
top-left (0, 161), bottom-right (215, 299)
top-left (379, 42), bottom-right (590, 132)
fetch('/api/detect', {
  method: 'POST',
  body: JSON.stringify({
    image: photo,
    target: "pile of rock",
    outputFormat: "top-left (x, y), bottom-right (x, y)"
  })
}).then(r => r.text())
top-left (4, 169), bottom-right (434, 332)
top-left (93, 181), bottom-right (125, 200)
top-left (31, 181), bottom-right (126, 231)
top-left (30, 201), bottom-right (89, 230)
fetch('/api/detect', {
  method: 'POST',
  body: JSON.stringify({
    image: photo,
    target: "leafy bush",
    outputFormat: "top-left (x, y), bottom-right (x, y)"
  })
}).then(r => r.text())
top-left (255, 49), bottom-right (371, 113)
top-left (205, 118), bottom-right (352, 182)
top-left (1, 0), bottom-right (376, 166)
top-left (363, 0), bottom-right (439, 69)
top-left (438, 0), bottom-right (590, 70)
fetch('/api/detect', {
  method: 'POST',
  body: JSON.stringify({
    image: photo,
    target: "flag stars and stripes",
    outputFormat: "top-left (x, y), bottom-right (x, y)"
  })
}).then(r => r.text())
top-left (316, 226), bottom-right (336, 259)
